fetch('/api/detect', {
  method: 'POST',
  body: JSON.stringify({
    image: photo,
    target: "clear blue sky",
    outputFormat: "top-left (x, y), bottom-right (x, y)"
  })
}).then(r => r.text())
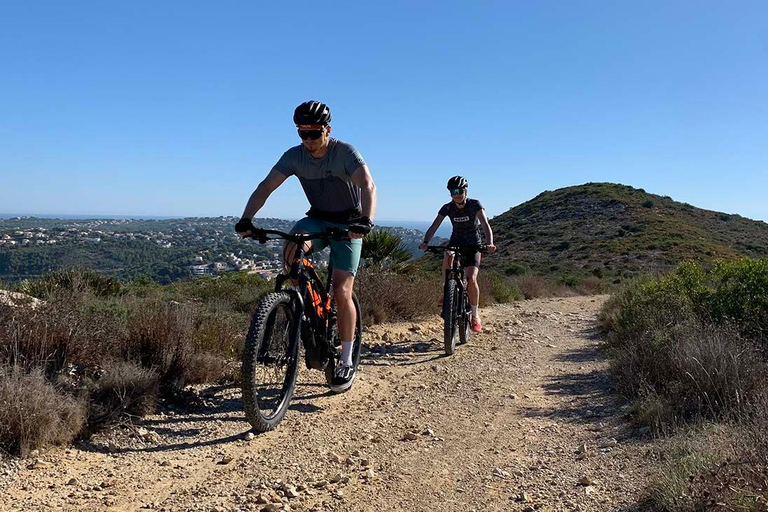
top-left (2, 1), bottom-right (766, 222)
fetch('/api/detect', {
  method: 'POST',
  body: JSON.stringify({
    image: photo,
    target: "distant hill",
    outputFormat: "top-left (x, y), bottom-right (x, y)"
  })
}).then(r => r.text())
top-left (488, 183), bottom-right (768, 282)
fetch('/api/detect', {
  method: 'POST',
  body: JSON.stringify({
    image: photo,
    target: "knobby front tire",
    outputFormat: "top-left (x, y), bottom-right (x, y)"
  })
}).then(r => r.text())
top-left (443, 279), bottom-right (460, 355)
top-left (324, 293), bottom-right (363, 393)
top-left (459, 289), bottom-right (471, 345)
top-left (242, 291), bottom-right (300, 432)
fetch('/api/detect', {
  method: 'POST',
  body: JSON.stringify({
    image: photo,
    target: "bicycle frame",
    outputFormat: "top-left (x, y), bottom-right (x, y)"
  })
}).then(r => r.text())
top-left (250, 228), bottom-right (345, 366)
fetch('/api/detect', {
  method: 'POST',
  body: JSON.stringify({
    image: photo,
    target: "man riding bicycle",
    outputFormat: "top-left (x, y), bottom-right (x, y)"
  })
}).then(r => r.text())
top-left (419, 176), bottom-right (496, 332)
top-left (236, 100), bottom-right (377, 392)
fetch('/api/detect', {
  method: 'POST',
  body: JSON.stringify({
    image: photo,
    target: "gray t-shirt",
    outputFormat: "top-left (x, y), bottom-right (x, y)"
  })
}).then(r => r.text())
top-left (273, 138), bottom-right (366, 214)
top-left (439, 198), bottom-right (484, 246)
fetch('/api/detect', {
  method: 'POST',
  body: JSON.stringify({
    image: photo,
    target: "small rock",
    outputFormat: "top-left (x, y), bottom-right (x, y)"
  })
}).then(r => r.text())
top-left (364, 469), bottom-right (375, 479)
top-left (329, 452), bottom-right (343, 463)
top-left (578, 476), bottom-right (598, 486)
top-left (402, 432), bottom-right (419, 441)
top-left (219, 456), bottom-right (235, 465)
top-left (244, 432), bottom-right (255, 441)
top-left (492, 468), bottom-right (510, 479)
top-left (29, 459), bottom-right (50, 470)
top-left (598, 438), bottom-right (618, 449)
top-left (66, 478), bottom-right (78, 486)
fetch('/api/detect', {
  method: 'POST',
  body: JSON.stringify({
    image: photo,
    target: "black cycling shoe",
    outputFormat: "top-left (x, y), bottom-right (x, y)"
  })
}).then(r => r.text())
top-left (328, 363), bottom-right (356, 393)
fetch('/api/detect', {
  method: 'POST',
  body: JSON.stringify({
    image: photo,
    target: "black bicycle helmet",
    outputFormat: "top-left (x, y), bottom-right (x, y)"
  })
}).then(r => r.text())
top-left (293, 101), bottom-right (331, 126)
top-left (447, 176), bottom-right (468, 190)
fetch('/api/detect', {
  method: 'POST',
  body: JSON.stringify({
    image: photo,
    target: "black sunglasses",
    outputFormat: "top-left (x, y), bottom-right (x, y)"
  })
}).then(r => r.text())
top-left (449, 188), bottom-right (465, 196)
top-left (298, 128), bottom-right (324, 140)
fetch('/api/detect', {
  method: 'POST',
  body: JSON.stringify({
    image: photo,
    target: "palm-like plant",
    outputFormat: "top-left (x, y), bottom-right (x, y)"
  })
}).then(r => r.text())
top-left (361, 230), bottom-right (412, 268)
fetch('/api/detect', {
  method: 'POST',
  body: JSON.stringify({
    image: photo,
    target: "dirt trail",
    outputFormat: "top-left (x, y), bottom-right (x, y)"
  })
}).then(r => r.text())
top-left (1, 296), bottom-right (662, 511)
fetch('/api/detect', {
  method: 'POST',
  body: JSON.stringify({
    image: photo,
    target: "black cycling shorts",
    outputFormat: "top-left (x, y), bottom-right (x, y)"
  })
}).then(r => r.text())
top-left (452, 247), bottom-right (481, 269)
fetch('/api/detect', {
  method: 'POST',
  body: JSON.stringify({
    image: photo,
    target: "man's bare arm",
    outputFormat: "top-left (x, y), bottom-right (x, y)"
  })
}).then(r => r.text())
top-left (241, 169), bottom-right (289, 219)
top-left (350, 164), bottom-right (377, 220)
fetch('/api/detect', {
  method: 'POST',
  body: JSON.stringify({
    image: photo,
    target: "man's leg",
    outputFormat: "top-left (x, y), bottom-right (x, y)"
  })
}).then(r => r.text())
top-left (285, 216), bottom-right (323, 285)
top-left (283, 240), bottom-right (313, 273)
top-left (327, 232), bottom-right (362, 392)
top-left (333, 269), bottom-right (357, 364)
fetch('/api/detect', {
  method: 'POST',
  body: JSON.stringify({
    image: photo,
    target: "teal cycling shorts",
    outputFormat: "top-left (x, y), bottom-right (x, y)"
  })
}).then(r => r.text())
top-left (289, 217), bottom-right (362, 275)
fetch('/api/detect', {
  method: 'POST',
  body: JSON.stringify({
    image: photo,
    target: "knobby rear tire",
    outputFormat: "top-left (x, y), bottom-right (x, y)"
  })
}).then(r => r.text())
top-left (443, 279), bottom-right (459, 355)
top-left (242, 291), bottom-right (300, 432)
top-left (324, 293), bottom-right (363, 393)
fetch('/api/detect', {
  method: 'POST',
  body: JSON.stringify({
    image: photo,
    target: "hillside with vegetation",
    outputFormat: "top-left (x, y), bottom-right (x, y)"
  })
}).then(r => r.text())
top-left (489, 183), bottom-right (768, 283)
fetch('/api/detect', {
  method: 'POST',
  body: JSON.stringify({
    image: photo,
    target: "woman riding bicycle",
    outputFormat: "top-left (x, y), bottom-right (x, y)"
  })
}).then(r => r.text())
top-left (419, 176), bottom-right (497, 332)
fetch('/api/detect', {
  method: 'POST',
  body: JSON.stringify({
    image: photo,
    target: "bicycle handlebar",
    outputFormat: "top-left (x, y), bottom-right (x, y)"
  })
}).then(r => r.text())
top-left (242, 227), bottom-right (350, 244)
top-left (425, 244), bottom-right (488, 254)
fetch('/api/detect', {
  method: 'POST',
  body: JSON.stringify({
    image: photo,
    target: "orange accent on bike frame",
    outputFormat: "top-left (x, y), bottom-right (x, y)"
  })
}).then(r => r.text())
top-left (306, 282), bottom-right (329, 318)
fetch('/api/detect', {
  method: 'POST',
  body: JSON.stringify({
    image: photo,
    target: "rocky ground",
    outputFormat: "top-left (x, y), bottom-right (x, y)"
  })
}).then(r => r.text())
top-left (0, 295), bottom-right (665, 511)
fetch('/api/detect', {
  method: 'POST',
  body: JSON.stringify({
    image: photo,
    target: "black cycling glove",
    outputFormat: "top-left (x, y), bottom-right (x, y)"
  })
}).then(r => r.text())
top-left (235, 217), bottom-right (256, 234)
top-left (348, 216), bottom-right (373, 235)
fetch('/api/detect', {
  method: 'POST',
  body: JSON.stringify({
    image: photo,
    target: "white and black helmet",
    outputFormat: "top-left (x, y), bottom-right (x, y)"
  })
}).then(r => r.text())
top-left (447, 176), bottom-right (468, 190)
top-left (293, 101), bottom-right (331, 126)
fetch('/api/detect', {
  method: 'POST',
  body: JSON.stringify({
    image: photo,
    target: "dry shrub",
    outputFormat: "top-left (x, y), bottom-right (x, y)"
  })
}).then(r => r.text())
top-left (514, 275), bottom-right (557, 299)
top-left (186, 353), bottom-right (236, 384)
top-left (642, 423), bottom-right (768, 511)
top-left (615, 324), bottom-right (768, 431)
top-left (0, 366), bottom-right (85, 457)
top-left (191, 309), bottom-right (244, 359)
top-left (0, 301), bottom-right (87, 376)
top-left (354, 267), bottom-right (440, 324)
top-left (574, 275), bottom-right (607, 295)
top-left (124, 301), bottom-right (195, 392)
top-left (88, 360), bottom-right (159, 427)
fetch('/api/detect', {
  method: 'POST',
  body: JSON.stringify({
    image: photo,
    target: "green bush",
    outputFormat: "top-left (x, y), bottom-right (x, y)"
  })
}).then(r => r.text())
top-left (709, 258), bottom-right (768, 342)
top-left (478, 271), bottom-right (522, 305)
top-left (503, 263), bottom-right (527, 276)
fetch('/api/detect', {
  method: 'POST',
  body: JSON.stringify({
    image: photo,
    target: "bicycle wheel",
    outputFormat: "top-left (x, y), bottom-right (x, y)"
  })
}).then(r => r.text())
top-left (458, 288), bottom-right (471, 345)
top-left (443, 279), bottom-right (459, 355)
top-left (325, 292), bottom-right (363, 393)
top-left (242, 291), bottom-right (300, 432)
